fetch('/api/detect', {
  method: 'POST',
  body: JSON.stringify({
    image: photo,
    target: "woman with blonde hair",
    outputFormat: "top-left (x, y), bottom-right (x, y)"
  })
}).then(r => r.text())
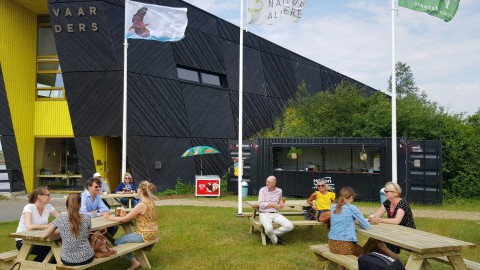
top-left (114, 172), bottom-right (139, 208)
top-left (15, 186), bottom-right (59, 262)
top-left (328, 187), bottom-right (370, 266)
top-left (108, 180), bottom-right (158, 270)
top-left (368, 181), bottom-right (415, 259)
top-left (45, 193), bottom-right (94, 266)
top-left (306, 179), bottom-right (336, 224)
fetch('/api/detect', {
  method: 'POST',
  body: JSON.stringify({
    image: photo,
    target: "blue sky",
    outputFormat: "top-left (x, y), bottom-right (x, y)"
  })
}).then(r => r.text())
top-left (185, 0), bottom-right (480, 116)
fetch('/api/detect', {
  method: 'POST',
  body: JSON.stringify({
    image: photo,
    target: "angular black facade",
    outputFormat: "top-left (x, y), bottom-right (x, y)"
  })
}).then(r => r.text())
top-left (47, 0), bottom-right (378, 191)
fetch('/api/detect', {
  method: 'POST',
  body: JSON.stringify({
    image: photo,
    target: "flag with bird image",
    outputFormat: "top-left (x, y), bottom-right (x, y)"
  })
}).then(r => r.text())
top-left (125, 0), bottom-right (188, 41)
top-left (398, 0), bottom-right (459, 22)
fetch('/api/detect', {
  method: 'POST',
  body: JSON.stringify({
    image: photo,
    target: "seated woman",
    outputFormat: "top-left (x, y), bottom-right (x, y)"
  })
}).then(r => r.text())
top-left (114, 172), bottom-right (139, 208)
top-left (368, 181), bottom-right (415, 259)
top-left (15, 186), bottom-right (60, 262)
top-left (45, 193), bottom-right (94, 266)
top-left (306, 179), bottom-right (336, 224)
top-left (107, 180), bottom-right (158, 270)
top-left (328, 187), bottom-right (371, 269)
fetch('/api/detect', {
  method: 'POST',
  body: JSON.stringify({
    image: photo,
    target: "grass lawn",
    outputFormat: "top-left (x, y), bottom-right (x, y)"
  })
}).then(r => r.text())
top-left (1, 204), bottom-right (479, 270)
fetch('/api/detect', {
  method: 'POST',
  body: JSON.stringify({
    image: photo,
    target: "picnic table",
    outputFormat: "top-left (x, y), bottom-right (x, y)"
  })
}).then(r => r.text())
top-left (311, 223), bottom-right (478, 270)
top-left (101, 193), bottom-right (138, 209)
top-left (7, 216), bottom-right (156, 270)
top-left (358, 223), bottom-right (477, 270)
top-left (245, 200), bottom-right (326, 245)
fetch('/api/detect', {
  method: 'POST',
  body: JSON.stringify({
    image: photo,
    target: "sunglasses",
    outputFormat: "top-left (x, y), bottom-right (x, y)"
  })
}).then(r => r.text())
top-left (93, 186), bottom-right (100, 189)
top-left (384, 190), bottom-right (394, 193)
top-left (318, 184), bottom-right (325, 187)
top-left (125, 177), bottom-right (131, 179)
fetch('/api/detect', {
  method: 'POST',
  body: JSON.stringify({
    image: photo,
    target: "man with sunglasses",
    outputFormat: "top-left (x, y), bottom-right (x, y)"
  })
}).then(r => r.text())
top-left (257, 176), bottom-right (293, 245)
top-left (80, 177), bottom-right (118, 236)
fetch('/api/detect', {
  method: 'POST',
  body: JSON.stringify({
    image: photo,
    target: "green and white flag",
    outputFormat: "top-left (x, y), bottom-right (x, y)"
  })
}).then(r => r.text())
top-left (247, 0), bottom-right (308, 25)
top-left (398, 0), bottom-right (460, 22)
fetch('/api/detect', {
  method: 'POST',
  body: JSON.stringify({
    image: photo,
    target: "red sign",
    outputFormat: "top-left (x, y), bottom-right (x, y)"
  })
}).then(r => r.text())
top-left (195, 175), bottom-right (220, 197)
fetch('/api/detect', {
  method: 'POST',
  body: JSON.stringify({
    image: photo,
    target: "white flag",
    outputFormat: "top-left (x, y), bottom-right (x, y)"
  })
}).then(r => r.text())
top-left (125, 0), bottom-right (188, 42)
top-left (248, 0), bottom-right (308, 25)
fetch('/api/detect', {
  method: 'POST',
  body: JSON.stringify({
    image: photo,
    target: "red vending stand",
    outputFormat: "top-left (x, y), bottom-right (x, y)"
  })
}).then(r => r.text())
top-left (195, 175), bottom-right (221, 197)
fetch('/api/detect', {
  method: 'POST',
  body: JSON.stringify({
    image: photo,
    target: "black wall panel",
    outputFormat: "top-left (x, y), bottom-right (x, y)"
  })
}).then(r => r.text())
top-left (261, 52), bottom-right (297, 99)
top-left (126, 136), bottom-right (149, 181)
top-left (172, 29), bottom-right (225, 74)
top-left (49, 1), bottom-right (121, 72)
top-left (64, 71), bottom-right (123, 136)
top-left (222, 40), bottom-right (266, 95)
top-left (74, 136), bottom-right (95, 185)
top-left (217, 18), bottom-right (239, 43)
top-left (293, 62), bottom-right (324, 94)
top-left (128, 74), bottom-right (189, 137)
top-left (0, 65), bottom-right (14, 136)
top-left (182, 84), bottom-right (235, 138)
top-left (138, 136), bottom-right (196, 190)
top-left (127, 40), bottom-right (177, 79)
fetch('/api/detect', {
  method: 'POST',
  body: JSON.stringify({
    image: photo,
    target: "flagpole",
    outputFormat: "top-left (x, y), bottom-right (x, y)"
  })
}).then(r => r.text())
top-left (391, 0), bottom-right (397, 183)
top-left (237, 0), bottom-right (244, 216)
top-left (122, 0), bottom-right (129, 179)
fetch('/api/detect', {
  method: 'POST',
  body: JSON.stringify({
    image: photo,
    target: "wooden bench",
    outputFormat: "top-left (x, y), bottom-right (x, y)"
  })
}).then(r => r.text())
top-left (310, 244), bottom-right (359, 270)
top-left (252, 220), bottom-right (326, 245)
top-left (0, 250), bottom-right (19, 269)
top-left (432, 256), bottom-right (480, 270)
top-left (56, 238), bottom-right (159, 270)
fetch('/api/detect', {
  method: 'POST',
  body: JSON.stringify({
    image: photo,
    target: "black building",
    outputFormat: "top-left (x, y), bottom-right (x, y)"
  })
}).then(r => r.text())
top-left (41, 0), bottom-right (383, 191)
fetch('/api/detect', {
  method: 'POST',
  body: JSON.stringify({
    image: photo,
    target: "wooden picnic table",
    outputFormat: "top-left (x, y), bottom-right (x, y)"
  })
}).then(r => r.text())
top-left (8, 216), bottom-right (150, 270)
top-left (245, 200), bottom-right (309, 219)
top-left (101, 193), bottom-right (138, 209)
top-left (245, 200), bottom-right (326, 245)
top-left (357, 223), bottom-right (477, 270)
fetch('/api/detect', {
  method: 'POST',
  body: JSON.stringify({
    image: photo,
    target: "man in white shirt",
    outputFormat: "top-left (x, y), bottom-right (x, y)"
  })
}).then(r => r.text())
top-left (258, 175), bottom-right (293, 245)
top-left (93, 172), bottom-right (110, 208)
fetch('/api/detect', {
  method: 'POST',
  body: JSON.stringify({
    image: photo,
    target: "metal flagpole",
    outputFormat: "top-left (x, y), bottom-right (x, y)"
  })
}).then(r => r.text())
top-left (237, 0), bottom-right (244, 216)
top-left (122, 0), bottom-right (129, 179)
top-left (391, 0), bottom-right (397, 183)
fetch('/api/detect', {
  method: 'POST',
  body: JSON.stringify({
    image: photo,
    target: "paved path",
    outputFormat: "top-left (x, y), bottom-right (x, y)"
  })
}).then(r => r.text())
top-left (1, 194), bottom-right (478, 222)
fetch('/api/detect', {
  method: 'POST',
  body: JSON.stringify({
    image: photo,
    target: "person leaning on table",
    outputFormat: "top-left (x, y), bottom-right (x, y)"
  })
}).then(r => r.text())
top-left (106, 180), bottom-right (158, 270)
top-left (328, 187), bottom-right (371, 261)
top-left (367, 181), bottom-right (416, 259)
top-left (45, 193), bottom-right (94, 266)
top-left (79, 177), bottom-right (118, 237)
top-left (257, 175), bottom-right (294, 245)
top-left (15, 186), bottom-right (60, 262)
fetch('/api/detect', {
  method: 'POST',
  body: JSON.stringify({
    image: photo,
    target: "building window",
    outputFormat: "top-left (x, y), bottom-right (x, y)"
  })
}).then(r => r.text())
top-left (177, 66), bottom-right (226, 87)
top-left (37, 16), bottom-right (65, 100)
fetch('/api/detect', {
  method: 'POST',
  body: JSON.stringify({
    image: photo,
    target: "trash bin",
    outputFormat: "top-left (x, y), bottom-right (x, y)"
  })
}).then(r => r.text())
top-left (379, 188), bottom-right (386, 204)
top-left (241, 181), bottom-right (249, 198)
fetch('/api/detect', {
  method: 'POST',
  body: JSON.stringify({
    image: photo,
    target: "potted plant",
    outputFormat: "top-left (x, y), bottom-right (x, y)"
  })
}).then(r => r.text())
top-left (287, 147), bottom-right (303, 160)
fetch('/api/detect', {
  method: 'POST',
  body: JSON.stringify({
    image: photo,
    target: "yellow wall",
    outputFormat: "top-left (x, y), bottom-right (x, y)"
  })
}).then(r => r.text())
top-left (0, 0), bottom-right (37, 192)
top-left (34, 101), bottom-right (74, 137)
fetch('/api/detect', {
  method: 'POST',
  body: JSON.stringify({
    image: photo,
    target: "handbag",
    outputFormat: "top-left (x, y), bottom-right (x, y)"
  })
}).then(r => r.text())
top-left (358, 252), bottom-right (405, 270)
top-left (89, 229), bottom-right (117, 258)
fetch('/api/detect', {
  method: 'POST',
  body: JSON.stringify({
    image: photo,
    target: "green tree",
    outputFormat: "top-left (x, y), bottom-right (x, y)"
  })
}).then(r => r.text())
top-left (388, 61), bottom-right (419, 97)
top-left (256, 65), bottom-right (480, 199)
